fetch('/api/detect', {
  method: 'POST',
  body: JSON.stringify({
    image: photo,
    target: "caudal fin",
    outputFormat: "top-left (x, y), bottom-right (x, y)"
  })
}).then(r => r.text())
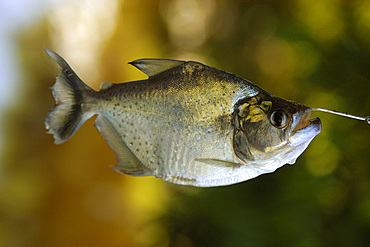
top-left (44, 49), bottom-right (95, 144)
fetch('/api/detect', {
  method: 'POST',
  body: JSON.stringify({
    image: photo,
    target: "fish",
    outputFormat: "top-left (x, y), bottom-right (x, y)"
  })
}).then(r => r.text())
top-left (44, 49), bottom-right (369, 187)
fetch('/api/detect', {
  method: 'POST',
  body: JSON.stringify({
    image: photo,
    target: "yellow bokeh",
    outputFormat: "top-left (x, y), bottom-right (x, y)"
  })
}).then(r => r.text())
top-left (354, 0), bottom-right (370, 42)
top-left (295, 0), bottom-right (344, 43)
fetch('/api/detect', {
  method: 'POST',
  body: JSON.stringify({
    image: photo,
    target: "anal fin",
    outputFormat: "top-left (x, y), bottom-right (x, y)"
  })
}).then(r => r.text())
top-left (94, 115), bottom-right (152, 176)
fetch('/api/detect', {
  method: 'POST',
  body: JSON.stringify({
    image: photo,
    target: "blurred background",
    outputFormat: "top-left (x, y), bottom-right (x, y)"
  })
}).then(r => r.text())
top-left (0, 0), bottom-right (369, 246)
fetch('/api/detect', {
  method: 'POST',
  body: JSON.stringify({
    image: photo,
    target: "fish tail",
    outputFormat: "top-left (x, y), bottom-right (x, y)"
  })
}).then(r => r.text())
top-left (44, 49), bottom-right (96, 144)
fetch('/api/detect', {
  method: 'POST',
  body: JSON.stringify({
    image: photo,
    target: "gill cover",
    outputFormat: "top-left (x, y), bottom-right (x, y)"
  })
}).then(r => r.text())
top-left (232, 96), bottom-right (295, 163)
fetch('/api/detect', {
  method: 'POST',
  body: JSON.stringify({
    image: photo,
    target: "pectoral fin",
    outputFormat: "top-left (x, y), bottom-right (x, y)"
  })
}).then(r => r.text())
top-left (195, 158), bottom-right (242, 169)
top-left (129, 59), bottom-right (185, 77)
top-left (94, 115), bottom-right (152, 176)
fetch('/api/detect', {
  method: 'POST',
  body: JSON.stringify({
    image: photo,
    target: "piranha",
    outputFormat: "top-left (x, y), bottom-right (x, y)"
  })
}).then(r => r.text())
top-left (44, 50), bottom-right (369, 187)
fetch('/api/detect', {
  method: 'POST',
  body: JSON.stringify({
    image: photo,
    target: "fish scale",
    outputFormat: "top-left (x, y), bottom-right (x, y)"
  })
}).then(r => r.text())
top-left (97, 79), bottom-right (239, 183)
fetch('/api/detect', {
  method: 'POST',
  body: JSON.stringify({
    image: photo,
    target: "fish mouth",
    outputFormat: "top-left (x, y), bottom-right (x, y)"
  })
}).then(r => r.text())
top-left (292, 109), bottom-right (321, 133)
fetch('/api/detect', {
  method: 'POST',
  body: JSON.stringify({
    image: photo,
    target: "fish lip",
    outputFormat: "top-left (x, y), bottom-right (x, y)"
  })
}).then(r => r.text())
top-left (292, 109), bottom-right (321, 133)
top-left (288, 109), bottom-right (321, 147)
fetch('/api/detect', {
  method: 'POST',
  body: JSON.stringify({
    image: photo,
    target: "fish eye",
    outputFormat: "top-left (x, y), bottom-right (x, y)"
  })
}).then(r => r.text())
top-left (270, 110), bottom-right (289, 128)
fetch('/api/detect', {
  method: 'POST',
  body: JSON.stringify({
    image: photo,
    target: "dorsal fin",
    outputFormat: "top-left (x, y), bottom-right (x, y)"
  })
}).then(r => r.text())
top-left (129, 59), bottom-right (185, 77)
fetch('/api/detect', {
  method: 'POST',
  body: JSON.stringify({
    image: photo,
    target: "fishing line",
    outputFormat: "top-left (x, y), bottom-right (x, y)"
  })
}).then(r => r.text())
top-left (311, 108), bottom-right (370, 124)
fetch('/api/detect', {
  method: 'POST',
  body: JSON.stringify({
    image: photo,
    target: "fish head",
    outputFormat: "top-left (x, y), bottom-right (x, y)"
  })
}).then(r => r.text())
top-left (233, 94), bottom-right (321, 170)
